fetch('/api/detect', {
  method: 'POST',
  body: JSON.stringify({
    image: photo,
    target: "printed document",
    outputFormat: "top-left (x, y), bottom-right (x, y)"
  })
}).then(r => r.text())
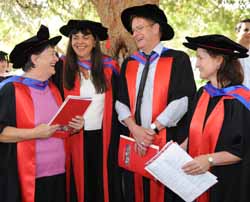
top-left (145, 142), bottom-right (218, 202)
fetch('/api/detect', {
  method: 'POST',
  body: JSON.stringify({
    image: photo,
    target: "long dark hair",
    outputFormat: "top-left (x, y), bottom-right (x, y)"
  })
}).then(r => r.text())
top-left (64, 28), bottom-right (107, 93)
top-left (207, 50), bottom-right (244, 87)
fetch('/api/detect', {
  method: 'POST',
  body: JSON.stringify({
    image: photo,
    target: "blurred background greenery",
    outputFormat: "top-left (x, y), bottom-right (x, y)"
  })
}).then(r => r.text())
top-left (0, 0), bottom-right (249, 51)
top-left (0, 0), bottom-right (249, 85)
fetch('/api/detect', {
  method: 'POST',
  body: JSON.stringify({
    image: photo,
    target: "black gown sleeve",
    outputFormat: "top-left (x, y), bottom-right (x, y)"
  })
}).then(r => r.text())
top-left (161, 50), bottom-right (196, 143)
top-left (166, 50), bottom-right (197, 103)
top-left (108, 70), bottom-right (125, 202)
top-left (0, 83), bottom-right (20, 202)
top-left (0, 83), bottom-right (16, 133)
top-left (210, 100), bottom-right (250, 202)
top-left (215, 99), bottom-right (248, 157)
top-left (240, 106), bottom-right (250, 201)
top-left (115, 58), bottom-right (131, 137)
top-left (116, 58), bottom-right (131, 108)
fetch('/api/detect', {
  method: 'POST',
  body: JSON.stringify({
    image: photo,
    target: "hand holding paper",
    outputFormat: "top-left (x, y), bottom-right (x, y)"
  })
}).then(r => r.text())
top-left (182, 155), bottom-right (212, 175)
top-left (145, 142), bottom-right (218, 202)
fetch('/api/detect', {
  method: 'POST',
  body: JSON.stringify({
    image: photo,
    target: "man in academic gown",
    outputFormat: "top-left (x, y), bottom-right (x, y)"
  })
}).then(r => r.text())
top-left (115, 4), bottom-right (196, 202)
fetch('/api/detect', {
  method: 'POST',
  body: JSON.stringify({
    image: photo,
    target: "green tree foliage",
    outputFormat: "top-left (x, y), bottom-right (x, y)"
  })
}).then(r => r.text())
top-left (160, 0), bottom-right (250, 51)
top-left (0, 0), bottom-right (249, 54)
top-left (0, 0), bottom-right (99, 52)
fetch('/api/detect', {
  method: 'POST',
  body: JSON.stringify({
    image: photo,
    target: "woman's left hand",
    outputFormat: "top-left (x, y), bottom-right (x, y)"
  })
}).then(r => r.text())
top-left (68, 115), bottom-right (84, 134)
top-left (182, 155), bottom-right (211, 175)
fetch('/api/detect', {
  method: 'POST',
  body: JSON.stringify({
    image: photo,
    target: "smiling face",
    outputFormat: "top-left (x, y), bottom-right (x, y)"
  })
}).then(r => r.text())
top-left (31, 46), bottom-right (59, 78)
top-left (237, 22), bottom-right (250, 48)
top-left (131, 17), bottom-right (161, 54)
top-left (195, 48), bottom-right (223, 85)
top-left (71, 30), bottom-right (96, 60)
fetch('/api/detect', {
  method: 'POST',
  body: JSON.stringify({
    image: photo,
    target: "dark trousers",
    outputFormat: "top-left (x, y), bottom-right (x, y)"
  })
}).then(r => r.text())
top-left (35, 173), bottom-right (66, 202)
top-left (84, 129), bottom-right (104, 202)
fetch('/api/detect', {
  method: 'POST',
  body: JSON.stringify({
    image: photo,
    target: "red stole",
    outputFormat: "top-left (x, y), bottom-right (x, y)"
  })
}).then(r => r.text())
top-left (189, 90), bottom-right (232, 202)
top-left (64, 76), bottom-right (85, 202)
top-left (63, 59), bottom-right (119, 202)
top-left (125, 57), bottom-right (173, 202)
top-left (14, 82), bottom-right (66, 202)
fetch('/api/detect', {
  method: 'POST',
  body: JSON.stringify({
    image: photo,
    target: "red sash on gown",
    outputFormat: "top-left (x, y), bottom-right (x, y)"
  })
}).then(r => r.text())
top-left (14, 82), bottom-right (69, 202)
top-left (189, 90), bottom-right (231, 202)
top-left (189, 85), bottom-right (250, 202)
top-left (126, 57), bottom-right (173, 202)
top-left (63, 57), bottom-right (119, 202)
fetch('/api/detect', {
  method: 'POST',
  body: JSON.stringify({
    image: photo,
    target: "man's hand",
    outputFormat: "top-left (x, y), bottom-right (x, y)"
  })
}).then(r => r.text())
top-left (124, 117), bottom-right (155, 156)
top-left (127, 119), bottom-right (155, 156)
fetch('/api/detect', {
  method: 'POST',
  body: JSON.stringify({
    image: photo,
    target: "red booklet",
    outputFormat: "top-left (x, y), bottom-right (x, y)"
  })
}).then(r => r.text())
top-left (118, 135), bottom-right (159, 180)
top-left (49, 96), bottom-right (91, 137)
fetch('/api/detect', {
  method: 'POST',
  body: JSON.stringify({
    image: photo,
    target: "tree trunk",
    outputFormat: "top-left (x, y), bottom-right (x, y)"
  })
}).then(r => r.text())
top-left (91, 0), bottom-right (159, 63)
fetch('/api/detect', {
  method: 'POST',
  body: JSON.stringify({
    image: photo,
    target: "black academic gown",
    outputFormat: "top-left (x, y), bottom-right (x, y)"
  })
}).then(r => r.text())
top-left (52, 57), bottom-right (123, 202)
top-left (183, 87), bottom-right (250, 202)
top-left (0, 81), bottom-right (67, 202)
top-left (117, 49), bottom-right (197, 202)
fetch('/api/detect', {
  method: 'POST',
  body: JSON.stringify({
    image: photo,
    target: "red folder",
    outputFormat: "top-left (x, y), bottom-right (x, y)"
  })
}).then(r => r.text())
top-left (49, 96), bottom-right (91, 138)
top-left (118, 135), bottom-right (159, 180)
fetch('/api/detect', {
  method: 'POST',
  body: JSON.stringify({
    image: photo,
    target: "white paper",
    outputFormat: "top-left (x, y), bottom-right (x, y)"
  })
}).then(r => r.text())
top-left (145, 142), bottom-right (218, 202)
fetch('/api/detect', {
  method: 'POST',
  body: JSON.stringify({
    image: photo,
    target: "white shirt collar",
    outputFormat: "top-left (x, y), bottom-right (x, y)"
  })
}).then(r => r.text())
top-left (139, 42), bottom-right (164, 56)
top-left (152, 42), bottom-right (164, 56)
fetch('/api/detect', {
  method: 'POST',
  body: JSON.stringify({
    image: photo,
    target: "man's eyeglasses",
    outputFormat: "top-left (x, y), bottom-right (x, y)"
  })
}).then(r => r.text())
top-left (131, 23), bottom-right (155, 34)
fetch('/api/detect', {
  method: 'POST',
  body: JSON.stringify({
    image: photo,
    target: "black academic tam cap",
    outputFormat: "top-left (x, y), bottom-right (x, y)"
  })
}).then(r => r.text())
top-left (183, 34), bottom-right (248, 58)
top-left (59, 20), bottom-right (108, 41)
top-left (0, 51), bottom-right (8, 61)
top-left (9, 25), bottom-right (62, 69)
top-left (121, 4), bottom-right (174, 41)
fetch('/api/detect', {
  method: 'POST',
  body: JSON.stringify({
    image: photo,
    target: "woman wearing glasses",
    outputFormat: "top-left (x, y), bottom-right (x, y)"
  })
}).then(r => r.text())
top-left (0, 25), bottom-right (83, 202)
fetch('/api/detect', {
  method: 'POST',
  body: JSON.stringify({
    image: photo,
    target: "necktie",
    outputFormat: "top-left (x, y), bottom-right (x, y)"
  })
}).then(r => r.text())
top-left (134, 53), bottom-right (152, 125)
